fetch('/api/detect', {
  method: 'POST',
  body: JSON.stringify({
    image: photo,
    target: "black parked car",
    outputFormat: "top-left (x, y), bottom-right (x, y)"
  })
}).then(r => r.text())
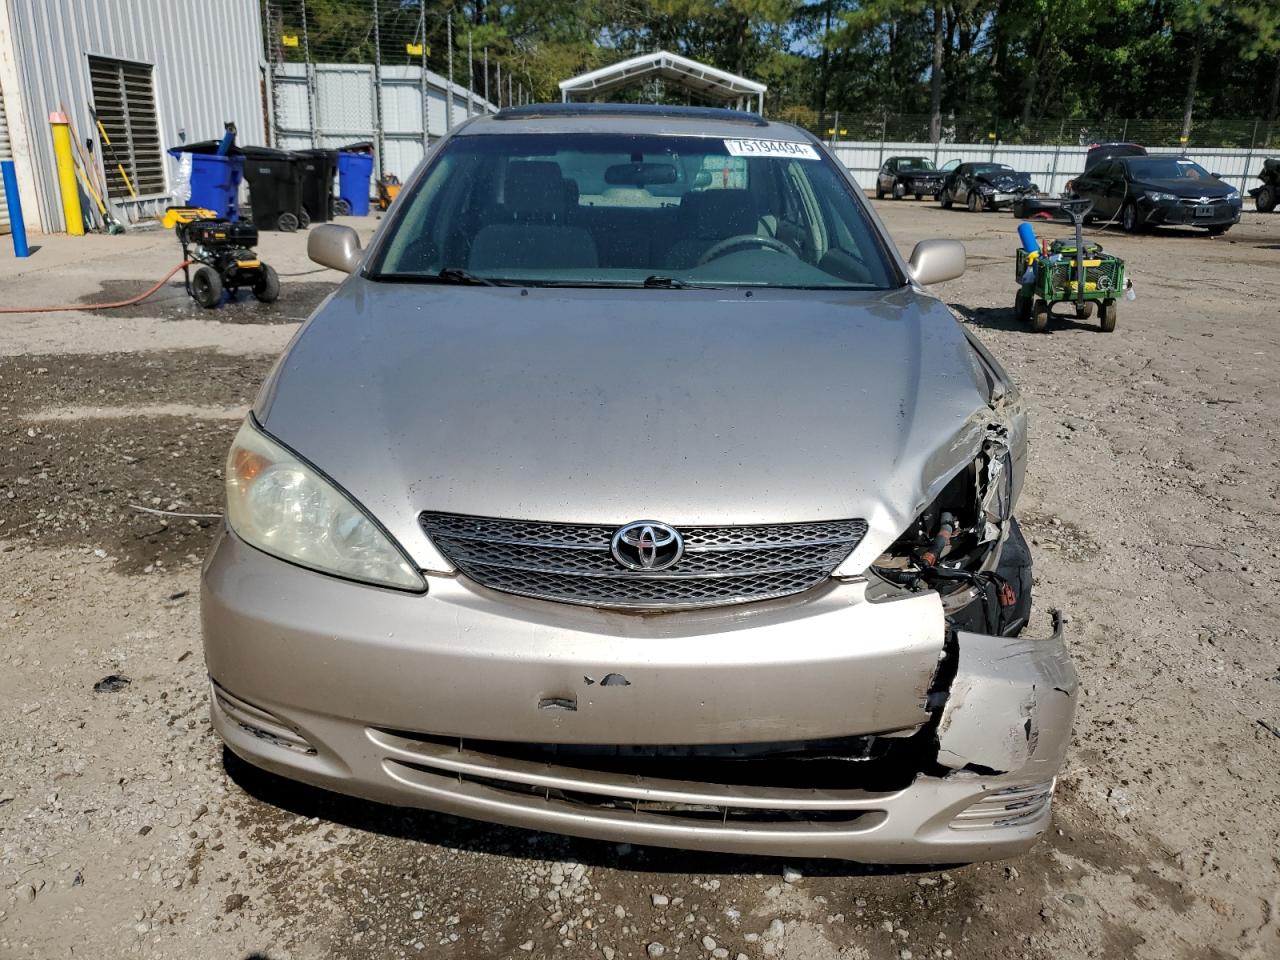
top-left (938, 162), bottom-right (1039, 212)
top-left (875, 156), bottom-right (944, 200)
top-left (1081, 142), bottom-right (1146, 174)
top-left (1070, 155), bottom-right (1241, 234)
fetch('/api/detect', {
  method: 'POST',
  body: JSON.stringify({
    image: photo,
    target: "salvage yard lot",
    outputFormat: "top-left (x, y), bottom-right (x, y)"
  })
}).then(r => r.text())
top-left (1, 203), bottom-right (1277, 960)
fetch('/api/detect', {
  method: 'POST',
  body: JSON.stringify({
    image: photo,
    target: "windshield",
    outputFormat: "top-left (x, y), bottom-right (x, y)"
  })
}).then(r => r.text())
top-left (971, 163), bottom-right (1015, 175)
top-left (370, 133), bottom-right (898, 289)
top-left (897, 157), bottom-right (935, 171)
top-left (1127, 157), bottom-right (1212, 180)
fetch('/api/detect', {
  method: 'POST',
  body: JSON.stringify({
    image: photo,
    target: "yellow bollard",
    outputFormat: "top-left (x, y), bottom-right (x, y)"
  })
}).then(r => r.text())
top-left (49, 111), bottom-right (85, 236)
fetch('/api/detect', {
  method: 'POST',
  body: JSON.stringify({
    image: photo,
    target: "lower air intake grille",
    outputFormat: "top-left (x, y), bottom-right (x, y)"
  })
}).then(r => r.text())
top-left (420, 513), bottom-right (867, 610)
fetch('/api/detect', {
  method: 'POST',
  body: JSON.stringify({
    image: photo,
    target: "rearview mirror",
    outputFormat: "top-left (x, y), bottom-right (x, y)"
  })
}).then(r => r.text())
top-left (907, 239), bottom-right (965, 286)
top-left (308, 223), bottom-right (362, 273)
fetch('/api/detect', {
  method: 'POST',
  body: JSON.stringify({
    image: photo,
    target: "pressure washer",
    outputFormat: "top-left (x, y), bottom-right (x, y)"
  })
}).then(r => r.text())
top-left (162, 207), bottom-right (279, 309)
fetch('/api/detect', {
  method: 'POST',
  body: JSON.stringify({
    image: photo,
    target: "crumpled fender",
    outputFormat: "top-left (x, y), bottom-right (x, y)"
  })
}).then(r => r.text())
top-left (936, 612), bottom-right (1078, 776)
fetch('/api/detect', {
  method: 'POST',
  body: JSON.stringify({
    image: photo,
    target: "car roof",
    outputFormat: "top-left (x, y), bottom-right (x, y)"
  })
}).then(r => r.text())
top-left (456, 102), bottom-right (814, 143)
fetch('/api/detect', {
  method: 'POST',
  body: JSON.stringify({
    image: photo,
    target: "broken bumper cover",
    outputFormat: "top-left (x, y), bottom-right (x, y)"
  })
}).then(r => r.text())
top-left (201, 529), bottom-right (1078, 863)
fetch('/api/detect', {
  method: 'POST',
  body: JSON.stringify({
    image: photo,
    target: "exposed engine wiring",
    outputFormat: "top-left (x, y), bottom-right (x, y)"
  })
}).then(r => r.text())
top-left (0, 261), bottom-right (191, 314)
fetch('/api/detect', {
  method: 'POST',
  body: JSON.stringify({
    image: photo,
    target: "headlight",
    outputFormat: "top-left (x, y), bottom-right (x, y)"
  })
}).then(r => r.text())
top-left (225, 418), bottom-right (425, 591)
top-left (1226, 189), bottom-right (1240, 201)
top-left (1145, 191), bottom-right (1177, 202)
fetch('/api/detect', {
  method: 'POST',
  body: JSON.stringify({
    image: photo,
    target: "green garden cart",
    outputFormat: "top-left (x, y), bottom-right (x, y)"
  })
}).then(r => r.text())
top-left (1014, 198), bottom-right (1125, 333)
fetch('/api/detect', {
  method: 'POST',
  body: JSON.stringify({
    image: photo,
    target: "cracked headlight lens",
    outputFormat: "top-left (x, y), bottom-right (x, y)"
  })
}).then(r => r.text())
top-left (225, 418), bottom-right (424, 591)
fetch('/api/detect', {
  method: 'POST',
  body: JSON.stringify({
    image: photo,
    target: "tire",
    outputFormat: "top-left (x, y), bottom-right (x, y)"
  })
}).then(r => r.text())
top-left (333, 198), bottom-right (351, 217)
top-left (967, 191), bottom-right (985, 213)
top-left (1099, 299), bottom-right (1117, 333)
top-left (277, 211), bottom-right (299, 232)
top-left (1074, 301), bottom-right (1094, 320)
top-left (914, 193), bottom-right (924, 201)
top-left (1031, 299), bottom-right (1049, 333)
top-left (252, 264), bottom-right (280, 304)
top-left (299, 209), bottom-right (311, 229)
top-left (1258, 185), bottom-right (1276, 213)
top-left (875, 182), bottom-right (884, 200)
top-left (1015, 288), bottom-right (1033, 324)
top-left (940, 192), bottom-right (953, 209)
top-left (1206, 224), bottom-right (1230, 237)
top-left (191, 266), bottom-right (222, 309)
top-left (1121, 201), bottom-right (1140, 233)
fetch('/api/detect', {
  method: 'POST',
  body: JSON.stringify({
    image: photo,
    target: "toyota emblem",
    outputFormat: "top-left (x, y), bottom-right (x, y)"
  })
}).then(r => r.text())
top-left (611, 521), bottom-right (684, 572)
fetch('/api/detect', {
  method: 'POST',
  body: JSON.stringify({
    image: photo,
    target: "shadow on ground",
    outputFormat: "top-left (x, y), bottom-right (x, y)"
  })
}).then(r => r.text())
top-left (948, 301), bottom-right (1107, 335)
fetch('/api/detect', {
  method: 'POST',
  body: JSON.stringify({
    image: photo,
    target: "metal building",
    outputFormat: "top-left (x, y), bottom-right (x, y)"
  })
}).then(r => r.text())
top-left (0, 0), bottom-right (266, 234)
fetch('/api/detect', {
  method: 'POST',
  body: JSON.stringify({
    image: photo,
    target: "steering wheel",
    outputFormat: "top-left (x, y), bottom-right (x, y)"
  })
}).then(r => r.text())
top-left (697, 234), bottom-right (798, 266)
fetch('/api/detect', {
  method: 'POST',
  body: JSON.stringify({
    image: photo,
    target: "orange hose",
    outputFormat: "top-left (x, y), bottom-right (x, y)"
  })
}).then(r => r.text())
top-left (0, 261), bottom-right (191, 314)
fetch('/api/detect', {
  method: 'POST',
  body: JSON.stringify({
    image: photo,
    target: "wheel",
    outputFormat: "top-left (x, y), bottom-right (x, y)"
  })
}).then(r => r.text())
top-left (893, 182), bottom-right (905, 199)
top-left (967, 191), bottom-right (985, 213)
top-left (191, 266), bottom-right (222, 309)
top-left (940, 192), bottom-right (953, 209)
top-left (1031, 299), bottom-right (1050, 333)
top-left (277, 211), bottom-right (299, 232)
top-left (1015, 288), bottom-right (1034, 324)
top-left (875, 182), bottom-right (884, 199)
top-left (299, 208), bottom-right (311, 229)
top-left (334, 198), bottom-right (351, 217)
top-left (914, 193), bottom-right (924, 201)
top-left (1206, 224), bottom-right (1230, 236)
top-left (1121, 201), bottom-right (1140, 233)
top-left (1258, 185), bottom-right (1276, 213)
top-left (252, 264), bottom-right (280, 304)
top-left (1074, 301), bottom-right (1094, 320)
top-left (1099, 299), bottom-right (1117, 332)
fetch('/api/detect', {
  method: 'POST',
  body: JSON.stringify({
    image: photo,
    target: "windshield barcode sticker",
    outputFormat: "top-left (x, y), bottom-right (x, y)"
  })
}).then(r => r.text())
top-left (723, 139), bottom-right (820, 161)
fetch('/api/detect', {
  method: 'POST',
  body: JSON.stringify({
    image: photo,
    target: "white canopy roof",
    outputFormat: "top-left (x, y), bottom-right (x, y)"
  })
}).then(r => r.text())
top-left (559, 51), bottom-right (766, 113)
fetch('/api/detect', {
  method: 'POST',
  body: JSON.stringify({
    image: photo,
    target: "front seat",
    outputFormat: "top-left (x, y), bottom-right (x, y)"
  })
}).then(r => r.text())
top-left (469, 161), bottom-right (598, 272)
top-left (663, 190), bottom-right (761, 269)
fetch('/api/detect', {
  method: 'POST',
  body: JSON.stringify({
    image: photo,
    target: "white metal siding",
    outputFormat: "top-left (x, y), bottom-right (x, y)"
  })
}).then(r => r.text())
top-left (273, 62), bottom-right (494, 183)
top-left (0, 88), bottom-right (11, 233)
top-left (7, 0), bottom-right (266, 231)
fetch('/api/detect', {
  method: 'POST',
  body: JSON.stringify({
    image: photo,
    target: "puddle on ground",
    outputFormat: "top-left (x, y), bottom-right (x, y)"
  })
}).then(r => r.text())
top-left (78, 279), bottom-right (337, 324)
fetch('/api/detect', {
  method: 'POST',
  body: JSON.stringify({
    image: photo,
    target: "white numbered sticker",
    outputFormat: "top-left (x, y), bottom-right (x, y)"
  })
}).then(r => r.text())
top-left (723, 139), bottom-right (821, 161)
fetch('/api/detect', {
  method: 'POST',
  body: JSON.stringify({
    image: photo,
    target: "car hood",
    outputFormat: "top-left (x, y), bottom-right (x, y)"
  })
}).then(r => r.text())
top-left (900, 170), bottom-right (941, 180)
top-left (977, 171), bottom-right (1035, 191)
top-left (1135, 178), bottom-right (1233, 198)
top-left (257, 280), bottom-right (998, 571)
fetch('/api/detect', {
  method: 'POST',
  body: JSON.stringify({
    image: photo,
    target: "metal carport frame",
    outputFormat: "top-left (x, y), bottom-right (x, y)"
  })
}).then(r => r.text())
top-left (559, 51), bottom-right (766, 114)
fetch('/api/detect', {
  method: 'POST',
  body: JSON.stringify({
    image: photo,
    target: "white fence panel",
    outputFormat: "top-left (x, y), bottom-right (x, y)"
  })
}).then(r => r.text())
top-left (830, 140), bottom-right (1262, 194)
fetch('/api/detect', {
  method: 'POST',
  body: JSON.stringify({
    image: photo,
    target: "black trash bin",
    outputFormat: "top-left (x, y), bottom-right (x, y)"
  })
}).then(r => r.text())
top-left (239, 146), bottom-right (305, 232)
top-left (297, 148), bottom-right (338, 223)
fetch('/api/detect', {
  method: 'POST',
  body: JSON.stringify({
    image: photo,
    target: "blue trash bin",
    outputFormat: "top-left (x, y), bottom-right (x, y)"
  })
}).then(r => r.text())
top-left (336, 151), bottom-right (374, 216)
top-left (171, 149), bottom-right (244, 220)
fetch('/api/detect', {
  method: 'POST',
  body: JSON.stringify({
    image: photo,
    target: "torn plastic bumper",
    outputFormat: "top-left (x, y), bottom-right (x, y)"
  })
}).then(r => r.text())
top-left (938, 610), bottom-right (1077, 776)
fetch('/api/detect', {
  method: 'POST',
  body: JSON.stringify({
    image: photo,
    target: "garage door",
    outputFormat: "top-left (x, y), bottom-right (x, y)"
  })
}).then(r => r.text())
top-left (0, 87), bottom-right (11, 235)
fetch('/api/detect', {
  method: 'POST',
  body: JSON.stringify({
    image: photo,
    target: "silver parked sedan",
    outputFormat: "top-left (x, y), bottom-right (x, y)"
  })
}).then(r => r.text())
top-left (202, 103), bottom-right (1076, 864)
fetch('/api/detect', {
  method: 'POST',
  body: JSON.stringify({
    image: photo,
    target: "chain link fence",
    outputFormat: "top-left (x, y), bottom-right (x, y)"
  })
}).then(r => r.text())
top-left (260, 0), bottom-right (505, 183)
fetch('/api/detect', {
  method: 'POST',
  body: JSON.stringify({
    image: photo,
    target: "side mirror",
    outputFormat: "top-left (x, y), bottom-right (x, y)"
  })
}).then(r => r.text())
top-left (308, 223), bottom-right (362, 273)
top-left (907, 239), bottom-right (965, 286)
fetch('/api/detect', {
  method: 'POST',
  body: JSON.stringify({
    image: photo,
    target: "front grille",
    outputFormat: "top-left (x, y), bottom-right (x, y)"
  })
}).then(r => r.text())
top-left (420, 513), bottom-right (867, 609)
top-left (370, 728), bottom-right (898, 832)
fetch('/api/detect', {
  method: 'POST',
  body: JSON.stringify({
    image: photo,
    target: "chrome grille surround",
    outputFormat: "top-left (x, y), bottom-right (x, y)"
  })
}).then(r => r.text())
top-left (420, 513), bottom-right (867, 609)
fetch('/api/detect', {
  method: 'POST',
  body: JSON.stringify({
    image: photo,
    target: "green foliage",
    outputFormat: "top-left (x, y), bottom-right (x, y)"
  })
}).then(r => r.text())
top-left (266, 0), bottom-right (1280, 137)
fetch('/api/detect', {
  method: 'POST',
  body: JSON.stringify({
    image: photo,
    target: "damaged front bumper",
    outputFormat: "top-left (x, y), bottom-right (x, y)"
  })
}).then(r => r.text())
top-left (201, 527), bottom-right (1077, 864)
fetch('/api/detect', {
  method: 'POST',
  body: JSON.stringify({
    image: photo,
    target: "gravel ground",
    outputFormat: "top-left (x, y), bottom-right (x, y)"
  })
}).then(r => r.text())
top-left (1, 205), bottom-right (1277, 960)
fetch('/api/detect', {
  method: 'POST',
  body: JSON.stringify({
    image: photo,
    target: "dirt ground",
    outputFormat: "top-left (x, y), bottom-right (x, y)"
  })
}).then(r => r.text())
top-left (1, 201), bottom-right (1277, 960)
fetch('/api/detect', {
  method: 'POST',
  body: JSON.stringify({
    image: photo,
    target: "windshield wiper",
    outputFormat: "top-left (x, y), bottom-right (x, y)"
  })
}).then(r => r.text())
top-left (436, 267), bottom-right (497, 286)
top-left (642, 275), bottom-right (692, 288)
